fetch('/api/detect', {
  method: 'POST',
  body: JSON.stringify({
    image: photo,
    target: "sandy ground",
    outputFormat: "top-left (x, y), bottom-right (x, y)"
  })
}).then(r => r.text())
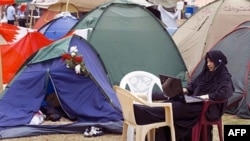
top-left (1, 114), bottom-right (250, 141)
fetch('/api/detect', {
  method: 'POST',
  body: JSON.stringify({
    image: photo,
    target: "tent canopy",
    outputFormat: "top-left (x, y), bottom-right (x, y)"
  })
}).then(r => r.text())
top-left (33, 2), bottom-right (81, 29)
top-left (173, 0), bottom-right (250, 75)
top-left (31, 0), bottom-right (111, 12)
top-left (72, 0), bottom-right (188, 86)
top-left (38, 14), bottom-right (78, 40)
top-left (31, 0), bottom-right (153, 12)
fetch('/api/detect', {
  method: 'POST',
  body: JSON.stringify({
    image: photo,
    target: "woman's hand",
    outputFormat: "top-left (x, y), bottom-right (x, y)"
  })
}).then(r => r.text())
top-left (183, 88), bottom-right (188, 94)
top-left (198, 94), bottom-right (209, 100)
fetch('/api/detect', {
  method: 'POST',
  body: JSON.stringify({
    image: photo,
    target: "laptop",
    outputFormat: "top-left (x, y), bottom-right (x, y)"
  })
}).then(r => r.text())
top-left (159, 74), bottom-right (204, 103)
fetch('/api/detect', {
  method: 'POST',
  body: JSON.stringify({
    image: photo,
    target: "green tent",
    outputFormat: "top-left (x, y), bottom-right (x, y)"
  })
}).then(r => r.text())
top-left (72, 0), bottom-right (188, 85)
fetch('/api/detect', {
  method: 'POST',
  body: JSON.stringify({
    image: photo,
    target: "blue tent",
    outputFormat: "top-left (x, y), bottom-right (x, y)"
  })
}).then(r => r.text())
top-left (0, 35), bottom-right (123, 138)
top-left (39, 15), bottom-right (78, 40)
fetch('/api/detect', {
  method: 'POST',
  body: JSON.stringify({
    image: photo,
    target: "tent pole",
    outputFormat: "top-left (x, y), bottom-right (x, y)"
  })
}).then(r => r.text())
top-left (0, 39), bottom-right (3, 93)
top-left (0, 6), bottom-right (2, 24)
top-left (0, 6), bottom-right (3, 92)
top-left (66, 0), bottom-right (69, 12)
top-left (29, 4), bottom-right (34, 28)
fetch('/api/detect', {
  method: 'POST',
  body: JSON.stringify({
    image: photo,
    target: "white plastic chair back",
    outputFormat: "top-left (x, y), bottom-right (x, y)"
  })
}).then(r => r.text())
top-left (119, 71), bottom-right (163, 141)
top-left (120, 71), bottom-right (162, 103)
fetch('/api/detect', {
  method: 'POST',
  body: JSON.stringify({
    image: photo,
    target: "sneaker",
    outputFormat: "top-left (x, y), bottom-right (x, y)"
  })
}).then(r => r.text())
top-left (84, 126), bottom-right (104, 137)
top-left (91, 126), bottom-right (104, 137)
top-left (83, 126), bottom-right (91, 137)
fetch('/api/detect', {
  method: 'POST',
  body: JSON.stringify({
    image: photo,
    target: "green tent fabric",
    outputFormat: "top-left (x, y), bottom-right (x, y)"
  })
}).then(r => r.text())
top-left (72, 0), bottom-right (188, 85)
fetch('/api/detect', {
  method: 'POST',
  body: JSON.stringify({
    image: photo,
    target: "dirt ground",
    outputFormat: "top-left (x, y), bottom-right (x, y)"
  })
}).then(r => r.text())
top-left (1, 114), bottom-right (250, 141)
top-left (1, 134), bottom-right (121, 141)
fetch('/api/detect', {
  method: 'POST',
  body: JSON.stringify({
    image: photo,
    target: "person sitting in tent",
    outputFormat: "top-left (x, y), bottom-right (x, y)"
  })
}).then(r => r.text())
top-left (40, 80), bottom-right (68, 122)
top-left (133, 50), bottom-right (234, 141)
top-left (40, 92), bottom-right (65, 122)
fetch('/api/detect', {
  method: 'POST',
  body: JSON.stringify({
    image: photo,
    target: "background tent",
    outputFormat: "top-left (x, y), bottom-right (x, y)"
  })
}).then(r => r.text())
top-left (0, 35), bottom-right (122, 139)
top-left (71, 0), bottom-right (188, 86)
top-left (0, 0), bottom-right (32, 4)
top-left (32, 0), bottom-right (111, 12)
top-left (0, 23), bottom-right (53, 84)
top-left (172, 0), bottom-right (250, 75)
top-left (31, 0), bottom-right (154, 13)
top-left (38, 14), bottom-right (78, 40)
top-left (30, 0), bottom-right (155, 28)
top-left (191, 23), bottom-right (250, 118)
top-left (32, 2), bottom-right (82, 29)
top-left (237, 21), bottom-right (250, 28)
top-left (193, 0), bottom-right (216, 7)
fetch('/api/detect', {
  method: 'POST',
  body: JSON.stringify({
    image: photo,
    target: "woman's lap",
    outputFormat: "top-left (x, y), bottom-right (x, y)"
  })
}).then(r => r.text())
top-left (133, 101), bottom-right (203, 141)
top-left (134, 101), bottom-right (202, 124)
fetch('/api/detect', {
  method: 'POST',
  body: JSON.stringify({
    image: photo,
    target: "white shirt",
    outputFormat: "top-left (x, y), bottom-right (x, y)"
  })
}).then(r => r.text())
top-left (158, 5), bottom-right (179, 28)
top-left (17, 10), bottom-right (25, 19)
top-left (6, 5), bottom-right (16, 21)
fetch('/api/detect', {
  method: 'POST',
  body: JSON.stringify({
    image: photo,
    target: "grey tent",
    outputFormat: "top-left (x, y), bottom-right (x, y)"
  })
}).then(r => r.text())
top-left (173, 0), bottom-right (250, 75)
top-left (191, 22), bottom-right (250, 118)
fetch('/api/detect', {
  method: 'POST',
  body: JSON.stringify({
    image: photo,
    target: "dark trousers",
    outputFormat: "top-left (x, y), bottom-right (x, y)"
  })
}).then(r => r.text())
top-left (7, 20), bottom-right (15, 25)
top-left (18, 19), bottom-right (26, 27)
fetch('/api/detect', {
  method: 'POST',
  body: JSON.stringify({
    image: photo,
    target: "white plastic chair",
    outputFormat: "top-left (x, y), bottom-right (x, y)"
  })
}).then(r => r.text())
top-left (119, 71), bottom-right (163, 103)
top-left (119, 71), bottom-right (163, 141)
top-left (114, 85), bottom-right (175, 141)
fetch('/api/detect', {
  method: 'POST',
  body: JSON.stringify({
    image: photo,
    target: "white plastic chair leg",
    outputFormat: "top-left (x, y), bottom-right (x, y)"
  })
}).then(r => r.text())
top-left (127, 126), bottom-right (135, 141)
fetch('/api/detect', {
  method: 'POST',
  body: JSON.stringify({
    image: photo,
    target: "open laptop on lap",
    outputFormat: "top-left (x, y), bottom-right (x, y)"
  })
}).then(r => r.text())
top-left (159, 74), bottom-right (204, 103)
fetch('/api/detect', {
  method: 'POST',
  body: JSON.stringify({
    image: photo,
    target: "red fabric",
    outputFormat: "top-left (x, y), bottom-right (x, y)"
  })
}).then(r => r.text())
top-left (20, 4), bottom-right (26, 12)
top-left (0, 24), bottom-right (19, 43)
top-left (1, 31), bottom-right (53, 84)
top-left (0, 0), bottom-right (14, 5)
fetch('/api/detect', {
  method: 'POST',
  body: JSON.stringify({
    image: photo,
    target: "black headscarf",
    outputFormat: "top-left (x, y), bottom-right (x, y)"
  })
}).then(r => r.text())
top-left (190, 50), bottom-right (231, 96)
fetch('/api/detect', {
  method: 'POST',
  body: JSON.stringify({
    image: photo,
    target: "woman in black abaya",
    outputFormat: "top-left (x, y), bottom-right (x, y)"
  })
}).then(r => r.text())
top-left (134, 50), bottom-right (234, 141)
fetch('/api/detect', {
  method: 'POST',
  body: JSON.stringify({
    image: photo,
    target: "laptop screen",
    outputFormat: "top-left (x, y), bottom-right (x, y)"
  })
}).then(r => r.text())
top-left (159, 74), bottom-right (183, 98)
